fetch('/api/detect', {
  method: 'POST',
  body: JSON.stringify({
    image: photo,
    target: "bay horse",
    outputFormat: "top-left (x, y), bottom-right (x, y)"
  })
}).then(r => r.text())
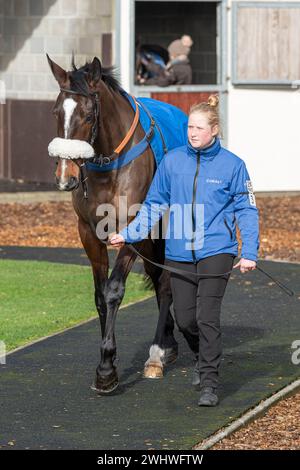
top-left (47, 55), bottom-right (181, 394)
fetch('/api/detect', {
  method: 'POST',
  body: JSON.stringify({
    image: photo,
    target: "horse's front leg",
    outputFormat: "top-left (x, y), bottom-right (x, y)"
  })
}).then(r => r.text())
top-left (95, 244), bottom-right (137, 394)
top-left (78, 219), bottom-right (108, 339)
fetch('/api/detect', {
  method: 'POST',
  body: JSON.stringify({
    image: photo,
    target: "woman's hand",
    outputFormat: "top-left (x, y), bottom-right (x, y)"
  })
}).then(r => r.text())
top-left (108, 232), bottom-right (125, 248)
top-left (233, 258), bottom-right (256, 274)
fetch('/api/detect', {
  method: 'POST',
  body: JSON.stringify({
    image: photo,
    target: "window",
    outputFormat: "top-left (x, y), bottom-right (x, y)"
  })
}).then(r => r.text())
top-left (232, 2), bottom-right (300, 85)
top-left (135, 1), bottom-right (219, 85)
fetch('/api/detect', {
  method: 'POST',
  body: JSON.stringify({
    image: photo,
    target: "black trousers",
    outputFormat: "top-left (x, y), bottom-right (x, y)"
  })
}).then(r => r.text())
top-left (166, 253), bottom-right (235, 389)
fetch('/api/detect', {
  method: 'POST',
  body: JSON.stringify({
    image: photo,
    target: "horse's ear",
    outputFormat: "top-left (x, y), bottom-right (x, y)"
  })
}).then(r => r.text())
top-left (87, 57), bottom-right (102, 87)
top-left (46, 54), bottom-right (67, 87)
top-left (71, 50), bottom-right (77, 71)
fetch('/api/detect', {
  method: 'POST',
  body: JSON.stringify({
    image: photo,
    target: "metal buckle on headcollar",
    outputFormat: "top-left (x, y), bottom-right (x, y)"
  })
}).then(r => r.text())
top-left (101, 156), bottom-right (111, 165)
top-left (79, 161), bottom-right (88, 183)
top-left (77, 161), bottom-right (89, 199)
top-left (92, 154), bottom-right (111, 166)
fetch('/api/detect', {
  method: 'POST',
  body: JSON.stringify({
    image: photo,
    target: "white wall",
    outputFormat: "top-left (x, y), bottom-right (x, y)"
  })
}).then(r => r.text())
top-left (227, 0), bottom-right (300, 191)
top-left (114, 0), bottom-right (134, 92)
top-left (228, 88), bottom-right (300, 191)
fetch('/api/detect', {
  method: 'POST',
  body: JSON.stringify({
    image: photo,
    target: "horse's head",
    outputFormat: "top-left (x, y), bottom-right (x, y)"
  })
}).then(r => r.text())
top-left (47, 54), bottom-right (102, 191)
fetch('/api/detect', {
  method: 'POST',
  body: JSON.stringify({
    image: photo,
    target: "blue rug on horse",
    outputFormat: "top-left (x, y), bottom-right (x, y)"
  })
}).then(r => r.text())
top-left (129, 95), bottom-right (188, 167)
top-left (86, 94), bottom-right (188, 172)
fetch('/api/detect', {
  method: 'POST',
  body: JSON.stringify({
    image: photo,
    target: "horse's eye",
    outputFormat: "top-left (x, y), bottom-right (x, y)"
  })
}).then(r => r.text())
top-left (86, 114), bottom-right (93, 123)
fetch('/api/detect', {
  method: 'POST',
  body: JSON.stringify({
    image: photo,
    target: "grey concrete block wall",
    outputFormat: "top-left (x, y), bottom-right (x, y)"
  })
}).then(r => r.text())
top-left (0, 0), bottom-right (113, 100)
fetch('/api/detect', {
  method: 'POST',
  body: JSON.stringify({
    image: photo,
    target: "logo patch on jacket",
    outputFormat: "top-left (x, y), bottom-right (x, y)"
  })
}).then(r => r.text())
top-left (206, 178), bottom-right (222, 184)
top-left (246, 180), bottom-right (256, 207)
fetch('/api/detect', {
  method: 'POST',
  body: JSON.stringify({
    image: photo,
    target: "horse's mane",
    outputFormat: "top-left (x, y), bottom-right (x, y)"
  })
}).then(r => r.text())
top-left (69, 59), bottom-right (122, 95)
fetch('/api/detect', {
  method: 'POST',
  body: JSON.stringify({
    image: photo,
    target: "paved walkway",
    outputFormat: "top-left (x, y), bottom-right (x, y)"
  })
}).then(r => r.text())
top-left (0, 245), bottom-right (145, 274)
top-left (0, 253), bottom-right (299, 450)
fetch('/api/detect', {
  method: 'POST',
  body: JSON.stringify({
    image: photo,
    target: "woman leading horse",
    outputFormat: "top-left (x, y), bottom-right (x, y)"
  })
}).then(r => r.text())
top-left (110, 96), bottom-right (260, 407)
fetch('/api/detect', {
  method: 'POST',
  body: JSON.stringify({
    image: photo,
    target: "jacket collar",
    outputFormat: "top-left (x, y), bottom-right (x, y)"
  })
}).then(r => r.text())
top-left (187, 137), bottom-right (221, 160)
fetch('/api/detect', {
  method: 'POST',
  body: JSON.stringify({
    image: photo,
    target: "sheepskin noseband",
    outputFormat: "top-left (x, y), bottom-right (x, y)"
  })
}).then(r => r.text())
top-left (48, 137), bottom-right (95, 160)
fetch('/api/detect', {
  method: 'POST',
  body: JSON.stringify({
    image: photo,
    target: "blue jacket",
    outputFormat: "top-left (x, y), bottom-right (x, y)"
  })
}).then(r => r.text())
top-left (120, 138), bottom-right (260, 262)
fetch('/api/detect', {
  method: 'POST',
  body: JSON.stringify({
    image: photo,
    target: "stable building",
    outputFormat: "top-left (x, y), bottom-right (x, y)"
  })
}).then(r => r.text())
top-left (0, 0), bottom-right (299, 191)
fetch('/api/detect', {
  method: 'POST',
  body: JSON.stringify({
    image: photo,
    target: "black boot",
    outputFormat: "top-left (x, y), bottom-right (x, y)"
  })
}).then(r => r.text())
top-left (198, 386), bottom-right (219, 407)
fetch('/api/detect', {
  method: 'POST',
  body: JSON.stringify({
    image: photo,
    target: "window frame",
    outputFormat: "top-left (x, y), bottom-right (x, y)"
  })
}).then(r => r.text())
top-left (232, 1), bottom-right (300, 86)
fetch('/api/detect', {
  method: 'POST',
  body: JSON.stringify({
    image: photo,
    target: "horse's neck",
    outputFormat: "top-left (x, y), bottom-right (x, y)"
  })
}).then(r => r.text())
top-left (75, 85), bottom-right (155, 219)
top-left (83, 85), bottom-right (138, 205)
top-left (96, 85), bottom-right (135, 156)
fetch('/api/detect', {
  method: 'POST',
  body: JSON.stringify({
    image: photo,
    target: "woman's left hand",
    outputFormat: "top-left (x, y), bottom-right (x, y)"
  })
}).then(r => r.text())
top-left (233, 258), bottom-right (256, 273)
top-left (108, 232), bottom-right (125, 248)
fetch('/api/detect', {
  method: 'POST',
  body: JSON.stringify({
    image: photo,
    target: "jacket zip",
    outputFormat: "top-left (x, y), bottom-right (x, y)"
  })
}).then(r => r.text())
top-left (224, 217), bottom-right (233, 240)
top-left (191, 151), bottom-right (200, 263)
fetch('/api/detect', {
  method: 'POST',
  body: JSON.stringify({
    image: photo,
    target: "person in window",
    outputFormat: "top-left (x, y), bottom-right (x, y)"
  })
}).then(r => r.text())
top-left (140, 35), bottom-right (193, 86)
top-left (109, 95), bottom-right (259, 407)
top-left (136, 49), bottom-right (168, 85)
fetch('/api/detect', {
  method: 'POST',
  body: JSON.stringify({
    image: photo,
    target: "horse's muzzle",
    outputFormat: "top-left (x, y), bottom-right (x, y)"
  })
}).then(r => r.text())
top-left (56, 177), bottom-right (79, 191)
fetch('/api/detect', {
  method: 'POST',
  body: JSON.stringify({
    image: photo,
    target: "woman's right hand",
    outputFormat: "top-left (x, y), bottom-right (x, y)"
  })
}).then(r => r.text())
top-left (108, 233), bottom-right (125, 248)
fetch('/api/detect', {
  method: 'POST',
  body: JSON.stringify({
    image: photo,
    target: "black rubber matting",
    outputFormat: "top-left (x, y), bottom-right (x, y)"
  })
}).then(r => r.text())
top-left (0, 257), bottom-right (299, 450)
top-left (0, 245), bottom-right (145, 274)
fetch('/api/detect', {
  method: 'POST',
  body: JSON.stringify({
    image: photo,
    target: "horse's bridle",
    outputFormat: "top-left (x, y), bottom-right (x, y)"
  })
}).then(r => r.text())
top-left (59, 87), bottom-right (140, 198)
top-left (60, 87), bottom-right (100, 146)
top-left (59, 87), bottom-right (101, 198)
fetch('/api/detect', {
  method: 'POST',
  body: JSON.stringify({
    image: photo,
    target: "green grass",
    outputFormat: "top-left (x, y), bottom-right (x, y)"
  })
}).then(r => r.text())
top-left (0, 260), bottom-right (154, 352)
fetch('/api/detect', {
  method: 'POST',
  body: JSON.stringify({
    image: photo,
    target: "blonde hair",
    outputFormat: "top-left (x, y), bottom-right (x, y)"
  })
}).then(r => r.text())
top-left (189, 94), bottom-right (221, 136)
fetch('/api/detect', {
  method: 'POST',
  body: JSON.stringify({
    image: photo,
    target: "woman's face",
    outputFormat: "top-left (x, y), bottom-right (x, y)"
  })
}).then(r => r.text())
top-left (188, 111), bottom-right (218, 149)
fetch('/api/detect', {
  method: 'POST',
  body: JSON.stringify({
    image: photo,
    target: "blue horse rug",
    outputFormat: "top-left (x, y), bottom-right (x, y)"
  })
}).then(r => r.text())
top-left (86, 92), bottom-right (188, 172)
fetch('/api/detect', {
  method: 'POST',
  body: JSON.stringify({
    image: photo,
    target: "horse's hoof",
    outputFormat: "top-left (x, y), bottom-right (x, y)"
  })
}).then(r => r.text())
top-left (143, 362), bottom-right (163, 379)
top-left (163, 346), bottom-right (178, 366)
top-left (92, 370), bottom-right (119, 395)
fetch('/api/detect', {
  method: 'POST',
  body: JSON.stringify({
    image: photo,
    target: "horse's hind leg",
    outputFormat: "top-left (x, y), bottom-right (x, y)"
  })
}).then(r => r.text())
top-left (144, 271), bottom-right (179, 379)
top-left (151, 269), bottom-right (178, 362)
top-left (142, 241), bottom-right (178, 379)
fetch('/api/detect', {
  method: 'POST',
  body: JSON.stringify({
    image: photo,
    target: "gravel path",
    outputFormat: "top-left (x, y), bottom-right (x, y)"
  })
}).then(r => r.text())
top-left (211, 391), bottom-right (300, 450)
top-left (0, 196), bottom-right (299, 262)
